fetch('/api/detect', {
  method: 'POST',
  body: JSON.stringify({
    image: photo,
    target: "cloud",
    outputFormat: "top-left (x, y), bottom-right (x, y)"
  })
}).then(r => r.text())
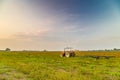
top-left (0, 0), bottom-right (120, 50)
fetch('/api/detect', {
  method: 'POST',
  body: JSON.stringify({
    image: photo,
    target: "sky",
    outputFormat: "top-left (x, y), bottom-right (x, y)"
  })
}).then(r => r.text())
top-left (0, 0), bottom-right (120, 51)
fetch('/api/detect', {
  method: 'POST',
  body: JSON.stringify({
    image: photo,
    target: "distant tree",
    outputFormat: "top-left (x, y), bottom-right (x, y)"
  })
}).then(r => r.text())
top-left (5, 48), bottom-right (11, 51)
top-left (114, 48), bottom-right (117, 51)
top-left (105, 49), bottom-right (107, 51)
top-left (43, 49), bottom-right (47, 52)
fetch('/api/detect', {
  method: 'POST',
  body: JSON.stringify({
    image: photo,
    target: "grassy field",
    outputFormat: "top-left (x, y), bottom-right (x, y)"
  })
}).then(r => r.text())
top-left (0, 51), bottom-right (120, 80)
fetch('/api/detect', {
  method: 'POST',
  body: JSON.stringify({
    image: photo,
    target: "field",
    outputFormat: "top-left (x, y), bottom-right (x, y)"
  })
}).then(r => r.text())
top-left (0, 51), bottom-right (120, 80)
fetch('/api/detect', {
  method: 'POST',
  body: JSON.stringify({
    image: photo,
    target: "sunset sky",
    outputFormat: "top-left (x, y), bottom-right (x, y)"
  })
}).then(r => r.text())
top-left (0, 0), bottom-right (120, 50)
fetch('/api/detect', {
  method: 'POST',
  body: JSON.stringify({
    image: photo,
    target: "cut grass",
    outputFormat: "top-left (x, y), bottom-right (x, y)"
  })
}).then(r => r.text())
top-left (0, 51), bottom-right (120, 80)
top-left (0, 62), bottom-right (30, 80)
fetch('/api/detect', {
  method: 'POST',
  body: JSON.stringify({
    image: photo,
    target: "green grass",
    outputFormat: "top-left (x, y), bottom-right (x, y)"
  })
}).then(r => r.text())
top-left (0, 51), bottom-right (120, 80)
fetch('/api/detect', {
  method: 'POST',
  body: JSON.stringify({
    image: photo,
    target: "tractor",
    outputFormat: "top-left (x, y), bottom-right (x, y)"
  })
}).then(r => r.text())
top-left (60, 47), bottom-right (76, 57)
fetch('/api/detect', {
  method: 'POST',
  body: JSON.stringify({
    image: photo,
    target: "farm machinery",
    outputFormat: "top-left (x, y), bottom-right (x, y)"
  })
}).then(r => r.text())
top-left (60, 47), bottom-right (76, 57)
